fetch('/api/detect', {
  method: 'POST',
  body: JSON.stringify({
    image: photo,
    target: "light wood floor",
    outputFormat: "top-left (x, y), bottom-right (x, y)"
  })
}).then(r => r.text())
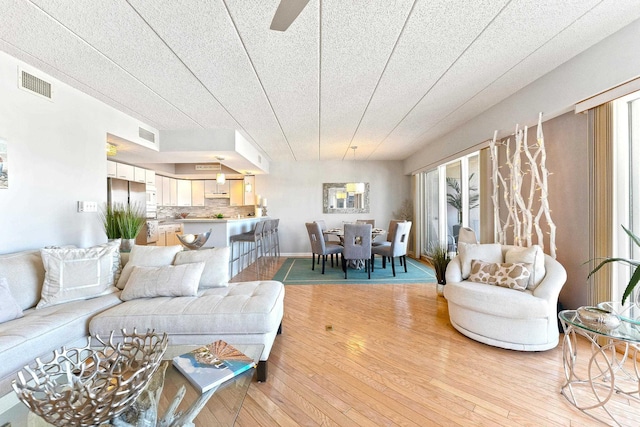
top-left (229, 257), bottom-right (627, 426)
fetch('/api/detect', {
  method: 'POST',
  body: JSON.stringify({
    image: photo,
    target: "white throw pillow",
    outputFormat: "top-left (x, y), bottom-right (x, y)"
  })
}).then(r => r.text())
top-left (173, 247), bottom-right (230, 288)
top-left (120, 262), bottom-right (205, 301)
top-left (468, 260), bottom-right (531, 291)
top-left (0, 277), bottom-right (23, 323)
top-left (457, 242), bottom-right (503, 279)
top-left (116, 245), bottom-right (183, 289)
top-left (37, 241), bottom-right (121, 309)
top-left (505, 245), bottom-right (546, 290)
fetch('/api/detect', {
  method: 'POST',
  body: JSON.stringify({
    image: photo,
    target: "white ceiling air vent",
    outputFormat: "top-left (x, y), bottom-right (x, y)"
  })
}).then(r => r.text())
top-left (19, 69), bottom-right (52, 100)
top-left (195, 163), bottom-right (221, 171)
top-left (138, 127), bottom-right (156, 144)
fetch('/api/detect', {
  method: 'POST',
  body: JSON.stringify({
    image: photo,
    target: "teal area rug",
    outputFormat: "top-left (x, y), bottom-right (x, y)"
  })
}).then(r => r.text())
top-left (273, 257), bottom-right (436, 285)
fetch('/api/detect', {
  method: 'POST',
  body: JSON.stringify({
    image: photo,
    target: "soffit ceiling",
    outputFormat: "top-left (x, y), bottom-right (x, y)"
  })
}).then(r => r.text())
top-left (1, 0), bottom-right (639, 164)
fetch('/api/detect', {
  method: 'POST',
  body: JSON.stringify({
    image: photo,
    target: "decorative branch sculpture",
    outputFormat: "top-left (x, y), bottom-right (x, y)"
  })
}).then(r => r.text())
top-left (490, 113), bottom-right (557, 258)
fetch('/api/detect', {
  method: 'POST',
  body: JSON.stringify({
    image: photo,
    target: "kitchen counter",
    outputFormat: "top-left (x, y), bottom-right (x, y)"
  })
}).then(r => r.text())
top-left (179, 217), bottom-right (267, 271)
top-left (177, 217), bottom-right (259, 222)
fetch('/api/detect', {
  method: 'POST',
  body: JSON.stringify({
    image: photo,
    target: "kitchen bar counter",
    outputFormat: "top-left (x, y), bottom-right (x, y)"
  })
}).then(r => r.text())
top-left (178, 216), bottom-right (266, 250)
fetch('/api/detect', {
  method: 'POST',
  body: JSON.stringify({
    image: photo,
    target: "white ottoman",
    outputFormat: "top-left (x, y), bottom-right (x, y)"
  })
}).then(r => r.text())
top-left (90, 280), bottom-right (284, 381)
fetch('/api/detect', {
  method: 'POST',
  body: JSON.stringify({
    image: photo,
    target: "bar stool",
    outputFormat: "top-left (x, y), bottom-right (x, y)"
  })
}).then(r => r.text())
top-left (271, 218), bottom-right (280, 257)
top-left (229, 221), bottom-right (265, 275)
top-left (262, 219), bottom-right (274, 256)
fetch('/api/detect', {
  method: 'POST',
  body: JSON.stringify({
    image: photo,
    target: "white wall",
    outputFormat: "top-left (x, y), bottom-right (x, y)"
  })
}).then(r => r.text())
top-left (0, 52), bottom-right (157, 253)
top-left (256, 160), bottom-right (410, 255)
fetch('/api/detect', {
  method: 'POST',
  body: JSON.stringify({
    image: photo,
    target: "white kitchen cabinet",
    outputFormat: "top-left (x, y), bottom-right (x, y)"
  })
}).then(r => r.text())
top-left (162, 176), bottom-right (177, 206)
top-left (155, 175), bottom-right (163, 205)
top-left (134, 167), bottom-right (146, 183)
top-left (177, 180), bottom-right (192, 206)
top-left (145, 169), bottom-right (155, 186)
top-left (229, 180), bottom-right (243, 206)
top-left (116, 163), bottom-right (134, 181)
top-left (191, 180), bottom-right (205, 206)
top-left (244, 175), bottom-right (256, 206)
top-left (107, 161), bottom-right (117, 178)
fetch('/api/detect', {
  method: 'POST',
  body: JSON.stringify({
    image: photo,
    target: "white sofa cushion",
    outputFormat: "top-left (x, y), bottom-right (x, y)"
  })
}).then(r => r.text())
top-left (120, 263), bottom-right (205, 301)
top-left (458, 243), bottom-right (503, 279)
top-left (505, 245), bottom-right (546, 290)
top-left (0, 250), bottom-right (44, 310)
top-left (91, 281), bottom-right (284, 336)
top-left (0, 293), bottom-right (122, 392)
top-left (37, 242), bottom-right (121, 309)
top-left (468, 260), bottom-right (531, 291)
top-left (174, 247), bottom-right (230, 288)
top-left (444, 280), bottom-right (548, 319)
top-left (116, 245), bottom-right (183, 289)
top-left (0, 277), bottom-right (23, 323)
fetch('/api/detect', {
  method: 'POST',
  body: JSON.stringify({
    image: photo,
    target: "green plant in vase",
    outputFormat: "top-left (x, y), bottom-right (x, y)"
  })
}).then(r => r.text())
top-left (588, 224), bottom-right (640, 305)
top-left (425, 243), bottom-right (451, 296)
top-left (116, 203), bottom-right (146, 240)
top-left (100, 203), bottom-right (120, 240)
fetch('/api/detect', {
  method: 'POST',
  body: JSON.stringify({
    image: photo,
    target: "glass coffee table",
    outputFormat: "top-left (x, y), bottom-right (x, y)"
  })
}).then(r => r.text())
top-left (0, 344), bottom-right (263, 427)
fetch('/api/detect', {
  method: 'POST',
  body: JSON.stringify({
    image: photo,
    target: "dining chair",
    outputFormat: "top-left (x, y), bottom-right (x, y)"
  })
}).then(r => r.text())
top-left (372, 219), bottom-right (405, 248)
top-left (356, 219), bottom-right (375, 227)
top-left (314, 219), bottom-right (340, 246)
top-left (371, 221), bottom-right (412, 276)
top-left (305, 222), bottom-right (343, 274)
top-left (342, 223), bottom-right (372, 279)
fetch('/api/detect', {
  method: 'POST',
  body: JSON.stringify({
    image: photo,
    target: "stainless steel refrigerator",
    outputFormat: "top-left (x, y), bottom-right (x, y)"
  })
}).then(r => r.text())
top-left (107, 178), bottom-right (146, 211)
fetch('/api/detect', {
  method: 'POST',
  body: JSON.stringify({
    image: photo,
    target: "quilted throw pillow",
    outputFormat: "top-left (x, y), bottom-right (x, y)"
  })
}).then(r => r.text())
top-left (37, 241), bottom-right (121, 309)
top-left (468, 260), bottom-right (532, 291)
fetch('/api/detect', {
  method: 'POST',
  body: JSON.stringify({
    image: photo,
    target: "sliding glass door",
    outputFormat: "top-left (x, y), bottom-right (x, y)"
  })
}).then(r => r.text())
top-left (420, 152), bottom-right (480, 257)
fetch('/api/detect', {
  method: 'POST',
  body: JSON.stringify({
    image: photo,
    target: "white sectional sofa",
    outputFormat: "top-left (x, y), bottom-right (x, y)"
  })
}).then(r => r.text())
top-left (0, 242), bottom-right (284, 394)
top-left (443, 243), bottom-right (566, 351)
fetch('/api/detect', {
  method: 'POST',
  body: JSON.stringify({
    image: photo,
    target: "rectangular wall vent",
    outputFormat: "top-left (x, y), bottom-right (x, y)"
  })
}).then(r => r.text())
top-left (258, 155), bottom-right (262, 164)
top-left (20, 70), bottom-right (52, 99)
top-left (195, 164), bottom-right (221, 171)
top-left (138, 127), bottom-right (156, 143)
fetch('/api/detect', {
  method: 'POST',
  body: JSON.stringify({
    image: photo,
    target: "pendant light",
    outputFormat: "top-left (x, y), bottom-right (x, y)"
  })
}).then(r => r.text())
top-left (216, 156), bottom-right (225, 184)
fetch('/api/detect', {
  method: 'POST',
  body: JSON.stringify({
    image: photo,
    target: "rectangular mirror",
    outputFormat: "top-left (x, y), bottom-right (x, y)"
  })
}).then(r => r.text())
top-left (323, 182), bottom-right (370, 214)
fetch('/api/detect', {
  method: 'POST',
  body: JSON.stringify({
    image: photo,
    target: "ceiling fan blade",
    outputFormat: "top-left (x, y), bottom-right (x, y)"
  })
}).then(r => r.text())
top-left (270, 0), bottom-right (310, 31)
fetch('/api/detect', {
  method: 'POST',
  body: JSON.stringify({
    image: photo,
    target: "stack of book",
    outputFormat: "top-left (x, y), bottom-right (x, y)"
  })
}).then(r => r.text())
top-left (172, 340), bottom-right (256, 393)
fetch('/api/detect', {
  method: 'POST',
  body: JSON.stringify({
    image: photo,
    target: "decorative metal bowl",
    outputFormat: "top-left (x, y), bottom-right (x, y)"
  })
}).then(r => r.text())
top-left (12, 329), bottom-right (168, 427)
top-left (177, 229), bottom-right (212, 250)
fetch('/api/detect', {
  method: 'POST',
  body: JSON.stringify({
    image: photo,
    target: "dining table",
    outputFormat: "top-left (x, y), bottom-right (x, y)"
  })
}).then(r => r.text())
top-left (323, 227), bottom-right (386, 270)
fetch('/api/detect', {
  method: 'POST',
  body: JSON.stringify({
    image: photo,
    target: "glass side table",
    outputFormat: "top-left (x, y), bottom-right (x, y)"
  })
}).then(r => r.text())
top-left (559, 308), bottom-right (640, 426)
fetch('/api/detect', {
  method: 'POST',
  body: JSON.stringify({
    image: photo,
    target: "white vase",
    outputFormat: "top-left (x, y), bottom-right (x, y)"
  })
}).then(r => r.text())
top-left (436, 283), bottom-right (445, 297)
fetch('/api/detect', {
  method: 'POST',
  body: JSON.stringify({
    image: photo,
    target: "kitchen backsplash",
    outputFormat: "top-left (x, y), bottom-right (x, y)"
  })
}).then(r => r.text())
top-left (158, 198), bottom-right (256, 219)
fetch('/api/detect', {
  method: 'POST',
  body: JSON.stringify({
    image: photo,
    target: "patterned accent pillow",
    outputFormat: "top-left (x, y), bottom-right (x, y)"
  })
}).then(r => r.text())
top-left (468, 260), bottom-right (532, 291)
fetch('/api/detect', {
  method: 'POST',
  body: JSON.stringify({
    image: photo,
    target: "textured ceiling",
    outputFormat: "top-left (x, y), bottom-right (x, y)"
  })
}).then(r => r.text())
top-left (1, 0), bottom-right (639, 164)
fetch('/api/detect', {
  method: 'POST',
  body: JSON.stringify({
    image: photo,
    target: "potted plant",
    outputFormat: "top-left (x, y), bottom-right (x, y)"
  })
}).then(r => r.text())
top-left (100, 203), bottom-right (120, 240)
top-left (446, 175), bottom-right (479, 240)
top-left (100, 203), bottom-right (146, 251)
top-left (588, 224), bottom-right (640, 305)
top-left (425, 243), bottom-right (451, 296)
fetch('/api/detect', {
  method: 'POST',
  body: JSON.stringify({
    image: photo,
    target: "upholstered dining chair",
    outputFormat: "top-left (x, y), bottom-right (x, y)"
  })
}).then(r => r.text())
top-left (371, 221), bottom-right (412, 276)
top-left (314, 219), bottom-right (340, 245)
top-left (342, 223), bottom-right (372, 279)
top-left (305, 222), bottom-right (342, 274)
top-left (372, 219), bottom-right (405, 247)
top-left (356, 219), bottom-right (375, 227)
